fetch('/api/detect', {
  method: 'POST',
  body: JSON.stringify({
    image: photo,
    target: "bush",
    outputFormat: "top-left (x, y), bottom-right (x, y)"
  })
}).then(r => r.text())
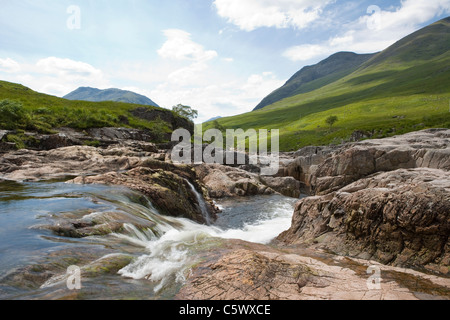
top-left (0, 99), bottom-right (29, 130)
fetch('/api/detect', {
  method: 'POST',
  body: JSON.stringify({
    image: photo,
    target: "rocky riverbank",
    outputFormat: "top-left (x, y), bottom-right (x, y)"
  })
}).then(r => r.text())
top-left (0, 128), bottom-right (449, 300)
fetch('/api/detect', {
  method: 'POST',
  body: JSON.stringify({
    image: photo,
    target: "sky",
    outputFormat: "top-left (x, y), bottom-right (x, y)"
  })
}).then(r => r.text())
top-left (0, 0), bottom-right (449, 123)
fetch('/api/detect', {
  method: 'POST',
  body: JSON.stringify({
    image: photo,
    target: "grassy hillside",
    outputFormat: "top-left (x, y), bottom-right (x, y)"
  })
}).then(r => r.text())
top-left (206, 17), bottom-right (450, 151)
top-left (0, 80), bottom-right (179, 138)
top-left (253, 52), bottom-right (375, 111)
top-left (64, 87), bottom-right (160, 107)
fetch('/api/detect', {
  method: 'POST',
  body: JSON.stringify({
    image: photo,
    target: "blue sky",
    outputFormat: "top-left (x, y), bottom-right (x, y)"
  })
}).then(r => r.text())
top-left (0, 0), bottom-right (449, 122)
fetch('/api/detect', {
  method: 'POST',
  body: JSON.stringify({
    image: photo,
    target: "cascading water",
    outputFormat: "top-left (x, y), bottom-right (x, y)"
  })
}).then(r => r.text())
top-left (184, 179), bottom-right (212, 225)
top-left (0, 180), bottom-right (298, 299)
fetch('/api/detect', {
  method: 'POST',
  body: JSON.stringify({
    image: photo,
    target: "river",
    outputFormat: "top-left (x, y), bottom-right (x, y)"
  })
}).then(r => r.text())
top-left (0, 180), bottom-right (298, 300)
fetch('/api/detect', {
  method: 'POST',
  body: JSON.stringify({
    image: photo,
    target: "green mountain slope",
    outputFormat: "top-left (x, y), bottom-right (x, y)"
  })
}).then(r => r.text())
top-left (0, 80), bottom-right (189, 139)
top-left (253, 52), bottom-right (375, 111)
top-left (64, 87), bottom-right (160, 107)
top-left (207, 17), bottom-right (450, 151)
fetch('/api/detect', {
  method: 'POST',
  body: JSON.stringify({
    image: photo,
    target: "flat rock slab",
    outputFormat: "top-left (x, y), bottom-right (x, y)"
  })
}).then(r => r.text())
top-left (177, 240), bottom-right (450, 300)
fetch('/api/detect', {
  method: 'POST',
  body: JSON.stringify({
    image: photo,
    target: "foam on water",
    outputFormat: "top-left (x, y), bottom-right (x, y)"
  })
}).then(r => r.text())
top-left (116, 195), bottom-right (298, 292)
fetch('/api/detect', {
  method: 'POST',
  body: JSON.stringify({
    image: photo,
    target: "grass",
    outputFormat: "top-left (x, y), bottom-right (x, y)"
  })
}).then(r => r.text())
top-left (205, 18), bottom-right (450, 151)
top-left (0, 80), bottom-right (180, 141)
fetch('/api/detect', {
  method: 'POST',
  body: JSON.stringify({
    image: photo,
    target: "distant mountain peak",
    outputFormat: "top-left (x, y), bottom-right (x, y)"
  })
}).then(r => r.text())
top-left (64, 87), bottom-right (160, 107)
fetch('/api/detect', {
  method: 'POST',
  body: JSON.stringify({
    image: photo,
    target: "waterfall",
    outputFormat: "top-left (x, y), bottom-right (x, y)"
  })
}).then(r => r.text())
top-left (184, 179), bottom-right (212, 225)
top-left (0, 180), bottom-right (298, 298)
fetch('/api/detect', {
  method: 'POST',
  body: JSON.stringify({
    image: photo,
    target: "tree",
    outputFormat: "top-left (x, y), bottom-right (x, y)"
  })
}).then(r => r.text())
top-left (325, 115), bottom-right (338, 129)
top-left (172, 104), bottom-right (198, 122)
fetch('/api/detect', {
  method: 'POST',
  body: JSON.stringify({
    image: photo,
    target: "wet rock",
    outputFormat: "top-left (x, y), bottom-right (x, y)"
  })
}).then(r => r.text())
top-left (0, 247), bottom-right (110, 291)
top-left (278, 168), bottom-right (450, 271)
top-left (78, 254), bottom-right (134, 278)
top-left (69, 167), bottom-right (217, 224)
top-left (42, 211), bottom-right (157, 239)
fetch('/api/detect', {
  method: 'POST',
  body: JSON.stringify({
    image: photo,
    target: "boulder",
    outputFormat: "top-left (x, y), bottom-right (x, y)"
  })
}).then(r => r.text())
top-left (278, 168), bottom-right (450, 272)
top-left (131, 107), bottom-right (194, 135)
top-left (194, 164), bottom-right (274, 198)
top-left (277, 129), bottom-right (450, 195)
top-left (69, 166), bottom-right (217, 224)
top-left (86, 127), bottom-right (155, 143)
top-left (260, 176), bottom-right (303, 198)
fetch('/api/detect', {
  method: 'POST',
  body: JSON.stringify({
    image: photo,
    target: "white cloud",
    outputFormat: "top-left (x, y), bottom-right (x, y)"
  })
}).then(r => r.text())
top-left (167, 62), bottom-right (209, 86)
top-left (158, 29), bottom-right (218, 62)
top-left (283, 44), bottom-right (331, 62)
top-left (283, 0), bottom-right (450, 62)
top-left (214, 0), bottom-right (331, 31)
top-left (0, 57), bottom-right (109, 96)
top-left (0, 58), bottom-right (21, 73)
top-left (148, 71), bottom-right (285, 123)
top-left (36, 57), bottom-right (103, 79)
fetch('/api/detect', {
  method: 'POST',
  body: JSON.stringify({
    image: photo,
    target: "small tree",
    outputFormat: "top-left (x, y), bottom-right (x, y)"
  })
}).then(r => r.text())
top-left (172, 104), bottom-right (198, 122)
top-left (326, 116), bottom-right (338, 129)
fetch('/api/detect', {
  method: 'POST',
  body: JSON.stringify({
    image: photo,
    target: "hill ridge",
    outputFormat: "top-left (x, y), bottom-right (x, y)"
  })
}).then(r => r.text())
top-left (64, 87), bottom-right (160, 107)
top-left (253, 51), bottom-right (376, 111)
top-left (208, 16), bottom-right (450, 151)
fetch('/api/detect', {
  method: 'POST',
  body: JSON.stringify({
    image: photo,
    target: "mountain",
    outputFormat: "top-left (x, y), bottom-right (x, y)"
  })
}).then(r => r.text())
top-left (204, 116), bottom-right (222, 123)
top-left (64, 87), bottom-right (160, 107)
top-left (0, 80), bottom-right (191, 139)
top-left (206, 17), bottom-right (450, 151)
top-left (254, 52), bottom-right (376, 111)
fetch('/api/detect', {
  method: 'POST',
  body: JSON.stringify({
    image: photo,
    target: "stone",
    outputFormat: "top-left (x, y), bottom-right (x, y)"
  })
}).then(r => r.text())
top-left (276, 129), bottom-right (450, 195)
top-left (177, 240), bottom-right (450, 300)
top-left (69, 167), bottom-right (217, 224)
top-left (278, 168), bottom-right (450, 270)
top-left (194, 164), bottom-right (275, 198)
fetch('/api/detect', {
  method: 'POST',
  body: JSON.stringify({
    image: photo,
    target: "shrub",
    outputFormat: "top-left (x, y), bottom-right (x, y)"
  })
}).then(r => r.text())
top-left (0, 99), bottom-right (29, 130)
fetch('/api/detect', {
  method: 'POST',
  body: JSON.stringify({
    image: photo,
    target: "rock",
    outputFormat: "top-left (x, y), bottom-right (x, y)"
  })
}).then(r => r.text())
top-left (277, 146), bottom-right (336, 190)
top-left (260, 176), bottom-right (303, 198)
top-left (37, 133), bottom-right (83, 150)
top-left (278, 168), bottom-right (450, 271)
top-left (41, 210), bottom-right (157, 239)
top-left (194, 164), bottom-right (306, 199)
top-left (0, 130), bottom-right (17, 152)
top-left (0, 145), bottom-right (149, 181)
top-left (277, 129), bottom-right (450, 195)
top-left (131, 107), bottom-right (194, 135)
top-left (177, 239), bottom-right (450, 300)
top-left (69, 166), bottom-right (217, 224)
top-left (86, 127), bottom-right (155, 143)
top-left (0, 142), bottom-right (17, 152)
top-left (194, 164), bottom-right (275, 198)
top-left (0, 247), bottom-right (112, 291)
top-left (0, 130), bottom-right (8, 142)
top-left (350, 130), bottom-right (373, 142)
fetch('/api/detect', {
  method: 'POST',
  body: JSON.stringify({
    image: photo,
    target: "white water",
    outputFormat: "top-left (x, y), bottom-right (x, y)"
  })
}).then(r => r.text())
top-left (184, 179), bottom-right (212, 225)
top-left (0, 181), bottom-right (298, 297)
top-left (116, 195), bottom-right (297, 292)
